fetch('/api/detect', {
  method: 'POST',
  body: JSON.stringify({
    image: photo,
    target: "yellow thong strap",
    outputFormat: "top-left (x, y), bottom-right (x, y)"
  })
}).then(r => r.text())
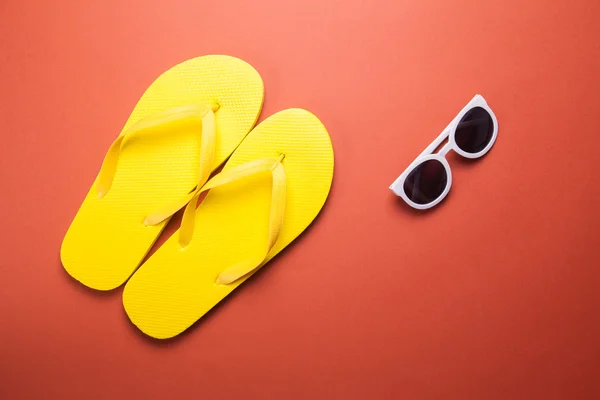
top-left (181, 155), bottom-right (286, 284)
top-left (95, 104), bottom-right (218, 223)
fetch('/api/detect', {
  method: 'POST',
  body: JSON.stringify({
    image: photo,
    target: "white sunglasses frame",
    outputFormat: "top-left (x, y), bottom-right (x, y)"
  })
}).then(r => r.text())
top-left (389, 94), bottom-right (499, 210)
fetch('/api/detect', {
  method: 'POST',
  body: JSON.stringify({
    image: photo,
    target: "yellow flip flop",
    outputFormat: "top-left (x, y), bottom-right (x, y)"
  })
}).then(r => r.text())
top-left (123, 109), bottom-right (334, 339)
top-left (61, 55), bottom-right (264, 291)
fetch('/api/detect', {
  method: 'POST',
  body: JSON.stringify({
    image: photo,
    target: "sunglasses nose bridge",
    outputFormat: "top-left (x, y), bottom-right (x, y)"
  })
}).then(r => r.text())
top-left (437, 140), bottom-right (454, 157)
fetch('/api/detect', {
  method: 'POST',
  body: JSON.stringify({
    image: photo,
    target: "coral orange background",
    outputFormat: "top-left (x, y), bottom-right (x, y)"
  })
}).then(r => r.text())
top-left (1, 0), bottom-right (599, 398)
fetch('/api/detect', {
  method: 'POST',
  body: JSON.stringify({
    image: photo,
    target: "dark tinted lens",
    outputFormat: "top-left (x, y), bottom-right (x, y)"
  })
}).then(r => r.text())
top-left (403, 159), bottom-right (448, 205)
top-left (455, 107), bottom-right (494, 154)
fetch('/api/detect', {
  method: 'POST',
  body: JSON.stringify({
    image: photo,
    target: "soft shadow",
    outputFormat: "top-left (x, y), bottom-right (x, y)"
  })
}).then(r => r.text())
top-left (121, 293), bottom-right (230, 346)
top-left (58, 256), bottom-right (119, 298)
top-left (124, 175), bottom-right (338, 345)
top-left (447, 151), bottom-right (485, 166)
top-left (391, 190), bottom-right (452, 217)
top-left (122, 234), bottom-right (316, 346)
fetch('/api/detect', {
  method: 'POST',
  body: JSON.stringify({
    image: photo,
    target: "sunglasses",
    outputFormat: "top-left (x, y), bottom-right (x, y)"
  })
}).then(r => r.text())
top-left (390, 94), bottom-right (498, 209)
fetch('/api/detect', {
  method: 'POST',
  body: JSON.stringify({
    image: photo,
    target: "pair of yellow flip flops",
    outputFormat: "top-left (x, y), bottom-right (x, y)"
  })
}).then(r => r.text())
top-left (60, 55), bottom-right (334, 339)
